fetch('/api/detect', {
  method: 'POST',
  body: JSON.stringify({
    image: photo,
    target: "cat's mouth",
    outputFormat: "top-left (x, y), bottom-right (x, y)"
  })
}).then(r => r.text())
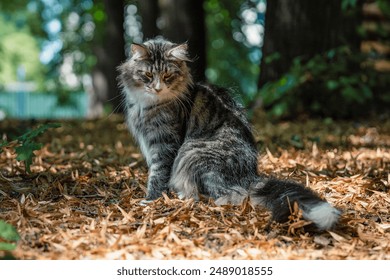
top-left (151, 89), bottom-right (163, 95)
top-left (146, 87), bottom-right (168, 96)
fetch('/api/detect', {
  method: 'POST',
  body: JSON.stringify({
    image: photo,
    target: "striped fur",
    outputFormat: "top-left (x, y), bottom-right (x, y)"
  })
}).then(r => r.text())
top-left (118, 38), bottom-right (340, 230)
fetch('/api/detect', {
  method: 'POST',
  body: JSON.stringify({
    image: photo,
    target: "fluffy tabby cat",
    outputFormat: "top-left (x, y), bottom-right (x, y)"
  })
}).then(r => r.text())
top-left (118, 37), bottom-right (340, 230)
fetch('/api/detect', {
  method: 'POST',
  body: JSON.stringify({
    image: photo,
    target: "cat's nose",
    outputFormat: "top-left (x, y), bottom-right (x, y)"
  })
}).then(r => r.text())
top-left (154, 79), bottom-right (163, 93)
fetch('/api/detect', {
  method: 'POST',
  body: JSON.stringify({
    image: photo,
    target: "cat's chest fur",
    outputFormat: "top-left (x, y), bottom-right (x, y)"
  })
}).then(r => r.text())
top-left (127, 112), bottom-right (151, 165)
top-left (125, 99), bottom-right (184, 166)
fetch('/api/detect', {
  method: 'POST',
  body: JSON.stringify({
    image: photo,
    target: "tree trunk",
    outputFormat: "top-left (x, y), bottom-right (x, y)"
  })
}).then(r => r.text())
top-left (258, 0), bottom-right (362, 89)
top-left (137, 0), bottom-right (206, 81)
top-left (88, 0), bottom-right (126, 118)
top-left (138, 0), bottom-right (160, 40)
top-left (88, 48), bottom-right (108, 119)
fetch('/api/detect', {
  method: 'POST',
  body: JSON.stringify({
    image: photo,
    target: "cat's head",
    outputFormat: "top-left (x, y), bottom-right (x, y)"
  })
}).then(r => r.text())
top-left (118, 38), bottom-right (193, 105)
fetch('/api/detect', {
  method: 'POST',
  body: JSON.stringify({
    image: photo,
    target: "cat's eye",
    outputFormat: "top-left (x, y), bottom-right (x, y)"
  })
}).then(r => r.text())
top-left (163, 73), bottom-right (173, 80)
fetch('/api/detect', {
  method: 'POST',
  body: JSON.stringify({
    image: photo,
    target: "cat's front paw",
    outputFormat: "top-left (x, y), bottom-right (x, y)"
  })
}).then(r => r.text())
top-left (140, 191), bottom-right (161, 206)
top-left (139, 199), bottom-right (153, 206)
top-left (144, 190), bottom-right (162, 201)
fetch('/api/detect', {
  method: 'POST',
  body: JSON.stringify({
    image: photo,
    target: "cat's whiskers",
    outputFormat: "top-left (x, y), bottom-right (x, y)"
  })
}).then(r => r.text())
top-left (172, 92), bottom-right (191, 118)
top-left (111, 97), bottom-right (127, 114)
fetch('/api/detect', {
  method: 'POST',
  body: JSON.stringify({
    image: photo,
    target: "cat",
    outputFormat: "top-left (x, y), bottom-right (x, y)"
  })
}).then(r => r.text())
top-left (117, 37), bottom-right (340, 230)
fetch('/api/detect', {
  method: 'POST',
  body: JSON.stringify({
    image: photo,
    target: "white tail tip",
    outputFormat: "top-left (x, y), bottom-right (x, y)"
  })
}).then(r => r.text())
top-left (303, 202), bottom-right (340, 230)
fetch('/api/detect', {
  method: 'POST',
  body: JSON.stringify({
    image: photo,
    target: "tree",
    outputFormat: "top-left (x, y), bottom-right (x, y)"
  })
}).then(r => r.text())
top-left (253, 0), bottom-right (382, 118)
top-left (258, 0), bottom-right (362, 89)
top-left (88, 0), bottom-right (126, 117)
top-left (0, 14), bottom-right (45, 89)
top-left (137, 0), bottom-right (160, 39)
top-left (138, 0), bottom-right (206, 82)
top-left (2, 0), bottom-right (128, 117)
top-left (205, 0), bottom-right (262, 104)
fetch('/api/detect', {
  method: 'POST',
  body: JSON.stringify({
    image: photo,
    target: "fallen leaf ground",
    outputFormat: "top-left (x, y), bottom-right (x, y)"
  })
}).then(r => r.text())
top-left (0, 115), bottom-right (389, 259)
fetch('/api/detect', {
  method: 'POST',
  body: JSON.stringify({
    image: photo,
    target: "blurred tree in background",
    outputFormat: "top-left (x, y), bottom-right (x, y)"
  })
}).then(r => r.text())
top-left (137, 0), bottom-right (206, 82)
top-left (205, 0), bottom-right (263, 103)
top-left (0, 2), bottom-right (46, 90)
top-left (0, 0), bottom-right (389, 119)
top-left (257, 0), bottom-right (390, 119)
top-left (0, 15), bottom-right (45, 89)
top-left (259, 0), bottom-right (362, 88)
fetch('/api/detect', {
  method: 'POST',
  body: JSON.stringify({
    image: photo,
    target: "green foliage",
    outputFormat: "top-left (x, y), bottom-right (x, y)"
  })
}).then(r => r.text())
top-left (0, 123), bottom-right (61, 173)
top-left (341, 0), bottom-right (358, 11)
top-left (205, 0), bottom-right (261, 103)
top-left (0, 14), bottom-right (46, 89)
top-left (260, 46), bottom-right (390, 119)
top-left (0, 220), bottom-right (19, 251)
top-left (39, 0), bottom-right (101, 94)
top-left (1, 0), bottom-right (102, 96)
top-left (377, 0), bottom-right (390, 18)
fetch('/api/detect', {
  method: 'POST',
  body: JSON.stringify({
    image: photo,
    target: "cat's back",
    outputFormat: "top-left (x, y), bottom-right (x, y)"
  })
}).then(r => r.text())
top-left (187, 83), bottom-right (254, 143)
top-left (191, 83), bottom-right (244, 114)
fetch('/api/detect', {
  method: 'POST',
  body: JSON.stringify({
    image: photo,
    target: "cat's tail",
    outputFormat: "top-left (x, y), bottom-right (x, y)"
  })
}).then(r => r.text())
top-left (250, 178), bottom-right (340, 230)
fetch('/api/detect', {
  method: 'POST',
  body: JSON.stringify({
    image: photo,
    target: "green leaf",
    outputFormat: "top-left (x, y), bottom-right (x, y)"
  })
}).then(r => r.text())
top-left (0, 242), bottom-right (17, 251)
top-left (272, 102), bottom-right (289, 117)
top-left (0, 140), bottom-right (8, 148)
top-left (16, 123), bottom-right (61, 144)
top-left (264, 52), bottom-right (281, 64)
top-left (308, 136), bottom-right (321, 143)
top-left (15, 142), bottom-right (42, 160)
top-left (327, 49), bottom-right (336, 59)
top-left (342, 0), bottom-right (358, 11)
top-left (279, 76), bottom-right (288, 87)
top-left (377, 0), bottom-right (390, 18)
top-left (341, 86), bottom-right (358, 100)
top-left (0, 220), bottom-right (20, 243)
top-left (326, 80), bottom-right (339, 91)
top-left (361, 84), bottom-right (373, 99)
top-left (15, 142), bottom-right (42, 173)
top-left (290, 135), bottom-right (304, 149)
top-left (0, 140), bottom-right (9, 153)
top-left (11, 123), bottom-right (61, 173)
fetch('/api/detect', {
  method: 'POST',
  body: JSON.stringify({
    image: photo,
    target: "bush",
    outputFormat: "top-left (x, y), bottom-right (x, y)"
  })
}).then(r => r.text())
top-left (259, 46), bottom-right (390, 119)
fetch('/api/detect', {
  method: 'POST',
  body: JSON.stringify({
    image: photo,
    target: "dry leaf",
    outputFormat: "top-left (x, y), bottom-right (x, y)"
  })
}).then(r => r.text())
top-left (1, 116), bottom-right (389, 260)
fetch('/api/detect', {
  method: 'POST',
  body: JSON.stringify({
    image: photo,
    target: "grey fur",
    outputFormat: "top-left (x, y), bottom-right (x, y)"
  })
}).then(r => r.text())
top-left (118, 38), bottom-right (340, 230)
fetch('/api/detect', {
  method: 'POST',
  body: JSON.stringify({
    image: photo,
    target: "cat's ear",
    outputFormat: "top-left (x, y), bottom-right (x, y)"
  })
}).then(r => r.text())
top-left (131, 43), bottom-right (149, 60)
top-left (167, 44), bottom-right (191, 62)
